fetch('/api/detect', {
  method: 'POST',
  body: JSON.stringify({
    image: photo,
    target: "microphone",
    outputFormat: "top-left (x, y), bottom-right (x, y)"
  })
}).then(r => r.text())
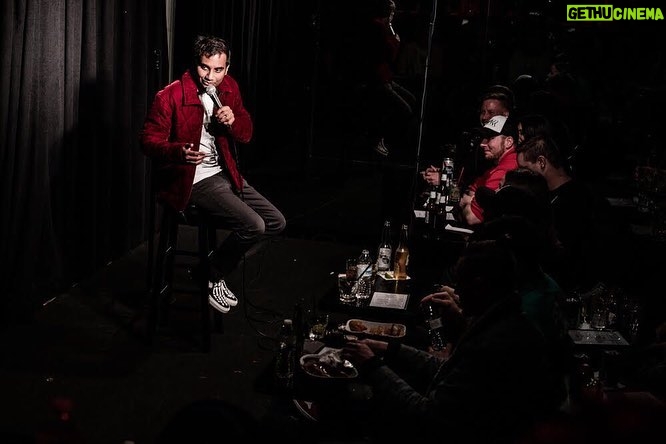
top-left (205, 85), bottom-right (223, 109)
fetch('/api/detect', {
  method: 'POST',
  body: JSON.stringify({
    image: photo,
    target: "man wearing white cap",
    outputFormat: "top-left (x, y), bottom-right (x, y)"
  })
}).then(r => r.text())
top-left (459, 115), bottom-right (519, 225)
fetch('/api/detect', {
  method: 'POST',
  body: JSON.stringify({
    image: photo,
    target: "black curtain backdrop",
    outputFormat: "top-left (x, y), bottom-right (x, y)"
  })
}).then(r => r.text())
top-left (1, 0), bottom-right (166, 321)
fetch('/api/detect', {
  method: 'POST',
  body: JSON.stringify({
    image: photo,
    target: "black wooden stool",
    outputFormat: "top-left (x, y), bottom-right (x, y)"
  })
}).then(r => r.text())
top-left (146, 202), bottom-right (224, 352)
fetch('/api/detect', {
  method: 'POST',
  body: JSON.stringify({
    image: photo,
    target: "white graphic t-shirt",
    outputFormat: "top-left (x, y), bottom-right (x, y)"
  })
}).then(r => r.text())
top-left (193, 93), bottom-right (222, 184)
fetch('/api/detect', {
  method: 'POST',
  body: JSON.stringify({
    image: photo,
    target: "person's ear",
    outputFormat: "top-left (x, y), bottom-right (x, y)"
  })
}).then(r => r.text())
top-left (537, 155), bottom-right (547, 171)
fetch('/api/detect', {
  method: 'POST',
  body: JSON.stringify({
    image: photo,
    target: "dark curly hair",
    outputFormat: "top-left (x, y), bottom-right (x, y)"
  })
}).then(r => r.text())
top-left (192, 35), bottom-right (230, 65)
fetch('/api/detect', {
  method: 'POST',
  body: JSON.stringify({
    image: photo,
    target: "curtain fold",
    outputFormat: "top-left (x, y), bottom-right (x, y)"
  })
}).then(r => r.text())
top-left (1, 0), bottom-right (165, 319)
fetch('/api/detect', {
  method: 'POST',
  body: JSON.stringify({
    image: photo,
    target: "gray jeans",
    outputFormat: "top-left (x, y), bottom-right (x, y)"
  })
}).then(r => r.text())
top-left (190, 171), bottom-right (286, 279)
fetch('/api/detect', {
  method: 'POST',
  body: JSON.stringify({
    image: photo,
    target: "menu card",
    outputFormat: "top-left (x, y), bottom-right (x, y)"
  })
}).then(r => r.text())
top-left (369, 292), bottom-right (409, 310)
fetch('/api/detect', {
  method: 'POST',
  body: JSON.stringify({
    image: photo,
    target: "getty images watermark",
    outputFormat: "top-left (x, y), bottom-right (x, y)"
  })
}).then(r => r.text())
top-left (567, 5), bottom-right (664, 21)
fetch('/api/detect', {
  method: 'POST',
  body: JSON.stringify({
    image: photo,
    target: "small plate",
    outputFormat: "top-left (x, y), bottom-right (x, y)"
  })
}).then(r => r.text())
top-left (299, 349), bottom-right (358, 379)
top-left (342, 319), bottom-right (406, 338)
top-left (377, 271), bottom-right (411, 280)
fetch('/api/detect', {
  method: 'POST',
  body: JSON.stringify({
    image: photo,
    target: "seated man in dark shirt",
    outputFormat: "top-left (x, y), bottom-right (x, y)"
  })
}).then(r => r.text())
top-left (515, 134), bottom-right (620, 292)
top-left (342, 238), bottom-right (564, 443)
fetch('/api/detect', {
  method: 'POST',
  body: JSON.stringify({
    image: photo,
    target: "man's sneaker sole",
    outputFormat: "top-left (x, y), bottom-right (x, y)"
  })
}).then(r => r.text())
top-left (374, 142), bottom-right (389, 156)
top-left (208, 295), bottom-right (231, 314)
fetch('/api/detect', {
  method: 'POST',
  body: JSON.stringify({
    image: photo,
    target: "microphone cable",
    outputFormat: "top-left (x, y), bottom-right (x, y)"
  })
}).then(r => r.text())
top-left (228, 133), bottom-right (285, 344)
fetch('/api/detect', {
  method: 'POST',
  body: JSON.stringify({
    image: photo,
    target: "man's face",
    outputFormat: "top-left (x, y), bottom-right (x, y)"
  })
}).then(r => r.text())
top-left (517, 123), bottom-right (525, 145)
top-left (196, 53), bottom-right (229, 89)
top-left (479, 99), bottom-right (508, 125)
top-left (517, 152), bottom-right (543, 175)
top-left (480, 135), bottom-right (510, 162)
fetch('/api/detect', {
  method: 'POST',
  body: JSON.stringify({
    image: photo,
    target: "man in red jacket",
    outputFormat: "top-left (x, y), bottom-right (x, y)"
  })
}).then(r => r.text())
top-left (140, 35), bottom-right (286, 314)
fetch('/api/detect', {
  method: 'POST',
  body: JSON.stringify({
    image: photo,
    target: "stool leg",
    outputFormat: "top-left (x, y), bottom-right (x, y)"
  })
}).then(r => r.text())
top-left (198, 219), bottom-right (213, 352)
top-left (207, 224), bottom-right (224, 334)
top-left (147, 209), bottom-right (177, 345)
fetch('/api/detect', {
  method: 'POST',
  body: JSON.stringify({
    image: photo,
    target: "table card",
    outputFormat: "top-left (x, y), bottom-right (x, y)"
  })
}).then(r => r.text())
top-left (369, 291), bottom-right (409, 310)
top-left (568, 329), bottom-right (629, 346)
top-left (444, 223), bottom-right (474, 234)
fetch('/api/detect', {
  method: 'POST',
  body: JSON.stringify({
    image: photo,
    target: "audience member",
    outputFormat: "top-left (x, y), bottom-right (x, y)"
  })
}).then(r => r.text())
top-left (342, 238), bottom-right (564, 443)
top-left (480, 87), bottom-right (514, 125)
top-left (473, 216), bottom-right (569, 365)
top-left (518, 113), bottom-right (573, 162)
top-left (476, 167), bottom-right (550, 221)
top-left (357, 0), bottom-right (417, 157)
top-left (518, 114), bottom-right (553, 145)
top-left (515, 135), bottom-right (619, 292)
top-left (421, 87), bottom-right (513, 187)
top-left (458, 114), bottom-right (519, 225)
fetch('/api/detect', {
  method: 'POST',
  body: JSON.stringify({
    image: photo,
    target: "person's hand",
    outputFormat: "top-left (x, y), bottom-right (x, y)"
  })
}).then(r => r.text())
top-left (459, 190), bottom-right (474, 208)
top-left (361, 338), bottom-right (389, 354)
top-left (182, 143), bottom-right (205, 165)
top-left (420, 165), bottom-right (441, 185)
top-left (214, 105), bottom-right (234, 126)
top-left (421, 285), bottom-right (463, 320)
top-left (428, 343), bottom-right (452, 361)
top-left (342, 339), bottom-right (384, 366)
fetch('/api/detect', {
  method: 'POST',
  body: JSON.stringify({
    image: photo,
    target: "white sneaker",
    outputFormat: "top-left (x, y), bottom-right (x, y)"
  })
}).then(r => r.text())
top-left (219, 280), bottom-right (238, 306)
top-left (208, 281), bottom-right (231, 313)
top-left (374, 138), bottom-right (389, 156)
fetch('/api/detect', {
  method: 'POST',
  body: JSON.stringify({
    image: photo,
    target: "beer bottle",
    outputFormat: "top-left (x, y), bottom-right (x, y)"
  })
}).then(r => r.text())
top-left (376, 220), bottom-right (392, 272)
top-left (424, 185), bottom-right (438, 227)
top-left (448, 178), bottom-right (461, 206)
top-left (393, 224), bottom-right (410, 280)
top-left (437, 172), bottom-right (450, 223)
top-left (275, 319), bottom-right (296, 390)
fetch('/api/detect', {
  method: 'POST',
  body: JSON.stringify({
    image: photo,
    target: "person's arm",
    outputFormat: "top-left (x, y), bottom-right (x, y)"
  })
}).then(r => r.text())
top-left (140, 90), bottom-right (189, 163)
top-left (220, 76), bottom-right (253, 143)
top-left (464, 166), bottom-right (512, 224)
top-left (461, 199), bottom-right (483, 225)
top-left (459, 187), bottom-right (482, 225)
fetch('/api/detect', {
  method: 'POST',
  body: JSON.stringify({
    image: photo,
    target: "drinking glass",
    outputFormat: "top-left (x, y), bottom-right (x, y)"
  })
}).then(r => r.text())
top-left (345, 258), bottom-right (357, 281)
top-left (309, 314), bottom-right (329, 341)
top-left (338, 273), bottom-right (355, 304)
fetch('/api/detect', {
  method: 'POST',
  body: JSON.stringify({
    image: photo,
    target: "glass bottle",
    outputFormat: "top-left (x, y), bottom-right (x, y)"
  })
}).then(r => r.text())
top-left (422, 302), bottom-right (446, 351)
top-left (442, 155), bottom-right (455, 178)
top-left (438, 172), bottom-right (449, 204)
top-left (436, 173), bottom-right (450, 227)
top-left (376, 220), bottom-right (392, 272)
top-left (356, 249), bottom-right (373, 299)
top-left (292, 301), bottom-right (305, 352)
top-left (448, 177), bottom-right (461, 206)
top-left (393, 224), bottom-right (410, 280)
top-left (424, 185), bottom-right (438, 227)
top-left (562, 291), bottom-right (582, 330)
top-left (275, 319), bottom-right (296, 390)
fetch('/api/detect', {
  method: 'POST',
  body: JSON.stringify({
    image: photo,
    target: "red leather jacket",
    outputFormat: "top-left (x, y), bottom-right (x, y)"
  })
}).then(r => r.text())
top-left (140, 70), bottom-right (253, 211)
